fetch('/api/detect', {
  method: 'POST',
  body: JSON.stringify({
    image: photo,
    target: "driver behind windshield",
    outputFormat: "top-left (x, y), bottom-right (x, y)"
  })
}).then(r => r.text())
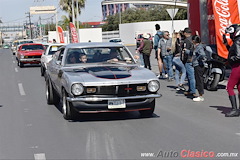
top-left (107, 48), bottom-right (120, 62)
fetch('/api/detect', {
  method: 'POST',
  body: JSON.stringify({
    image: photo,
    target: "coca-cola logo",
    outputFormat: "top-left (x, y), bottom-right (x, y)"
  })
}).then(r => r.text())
top-left (214, 0), bottom-right (232, 35)
top-left (70, 25), bottom-right (79, 43)
top-left (59, 32), bottom-right (64, 42)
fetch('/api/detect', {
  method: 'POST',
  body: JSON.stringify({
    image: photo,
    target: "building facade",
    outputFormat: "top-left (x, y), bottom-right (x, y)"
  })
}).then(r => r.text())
top-left (102, 0), bottom-right (153, 20)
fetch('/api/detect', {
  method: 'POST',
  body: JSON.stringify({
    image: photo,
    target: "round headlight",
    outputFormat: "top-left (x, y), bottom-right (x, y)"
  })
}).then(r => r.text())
top-left (71, 83), bottom-right (84, 96)
top-left (148, 80), bottom-right (160, 92)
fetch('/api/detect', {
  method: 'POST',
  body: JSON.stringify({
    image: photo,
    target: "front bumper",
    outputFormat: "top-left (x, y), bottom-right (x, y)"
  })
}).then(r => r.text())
top-left (19, 58), bottom-right (41, 63)
top-left (67, 94), bottom-right (162, 113)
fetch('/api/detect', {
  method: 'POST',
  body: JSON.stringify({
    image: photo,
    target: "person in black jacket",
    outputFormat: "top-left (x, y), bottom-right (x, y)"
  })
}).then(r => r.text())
top-left (224, 24), bottom-right (240, 117)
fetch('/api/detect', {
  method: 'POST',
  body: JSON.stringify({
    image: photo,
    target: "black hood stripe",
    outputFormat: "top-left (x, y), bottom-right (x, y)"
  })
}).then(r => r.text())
top-left (87, 66), bottom-right (132, 79)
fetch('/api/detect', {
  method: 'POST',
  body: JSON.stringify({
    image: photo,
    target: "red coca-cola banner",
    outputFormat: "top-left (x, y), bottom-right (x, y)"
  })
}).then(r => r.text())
top-left (57, 26), bottom-right (65, 43)
top-left (70, 22), bottom-right (79, 43)
top-left (211, 0), bottom-right (240, 59)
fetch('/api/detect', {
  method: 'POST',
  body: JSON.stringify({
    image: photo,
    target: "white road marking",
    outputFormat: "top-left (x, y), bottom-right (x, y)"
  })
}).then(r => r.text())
top-left (13, 61), bottom-right (15, 64)
top-left (24, 108), bottom-right (29, 112)
top-left (236, 133), bottom-right (240, 136)
top-left (34, 153), bottom-right (46, 160)
top-left (18, 83), bottom-right (26, 96)
top-left (15, 67), bottom-right (18, 72)
top-left (86, 131), bottom-right (97, 159)
top-left (104, 133), bottom-right (117, 159)
top-left (30, 146), bottom-right (39, 149)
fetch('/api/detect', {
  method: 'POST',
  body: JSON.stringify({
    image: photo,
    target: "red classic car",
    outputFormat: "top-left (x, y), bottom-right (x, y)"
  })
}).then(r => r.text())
top-left (16, 43), bottom-right (45, 67)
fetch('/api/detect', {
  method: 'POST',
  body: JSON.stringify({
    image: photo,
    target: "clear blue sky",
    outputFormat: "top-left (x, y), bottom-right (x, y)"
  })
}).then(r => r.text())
top-left (0, 0), bottom-right (103, 24)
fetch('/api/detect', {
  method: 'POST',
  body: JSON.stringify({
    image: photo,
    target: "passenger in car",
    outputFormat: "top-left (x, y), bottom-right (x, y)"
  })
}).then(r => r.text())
top-left (67, 52), bottom-right (79, 64)
top-left (79, 54), bottom-right (87, 63)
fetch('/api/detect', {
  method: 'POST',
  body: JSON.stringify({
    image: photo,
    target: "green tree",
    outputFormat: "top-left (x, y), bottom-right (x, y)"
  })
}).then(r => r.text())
top-left (59, 0), bottom-right (86, 22)
top-left (102, 6), bottom-right (187, 31)
top-left (59, 15), bottom-right (70, 30)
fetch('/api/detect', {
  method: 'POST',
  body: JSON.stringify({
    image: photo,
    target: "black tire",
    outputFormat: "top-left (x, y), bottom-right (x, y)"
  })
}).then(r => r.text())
top-left (139, 99), bottom-right (155, 117)
top-left (62, 90), bottom-right (76, 120)
top-left (46, 79), bottom-right (59, 105)
top-left (18, 61), bottom-right (23, 68)
top-left (41, 65), bottom-right (45, 77)
top-left (206, 73), bottom-right (220, 91)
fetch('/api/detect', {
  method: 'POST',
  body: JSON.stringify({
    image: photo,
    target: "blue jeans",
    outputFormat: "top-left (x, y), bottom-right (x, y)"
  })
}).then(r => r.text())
top-left (139, 53), bottom-right (144, 66)
top-left (185, 62), bottom-right (196, 94)
top-left (162, 55), bottom-right (173, 79)
top-left (173, 57), bottom-right (186, 85)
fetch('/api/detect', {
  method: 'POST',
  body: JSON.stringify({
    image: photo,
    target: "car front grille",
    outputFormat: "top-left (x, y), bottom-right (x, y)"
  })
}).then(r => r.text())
top-left (25, 55), bottom-right (41, 58)
top-left (85, 84), bottom-right (149, 96)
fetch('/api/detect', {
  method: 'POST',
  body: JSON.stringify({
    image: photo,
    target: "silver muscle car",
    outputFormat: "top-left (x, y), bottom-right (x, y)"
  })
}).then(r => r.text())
top-left (45, 42), bottom-right (161, 120)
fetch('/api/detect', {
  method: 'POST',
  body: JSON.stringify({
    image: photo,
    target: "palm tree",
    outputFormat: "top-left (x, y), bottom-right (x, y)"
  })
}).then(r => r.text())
top-left (59, 15), bottom-right (70, 30)
top-left (59, 0), bottom-right (86, 23)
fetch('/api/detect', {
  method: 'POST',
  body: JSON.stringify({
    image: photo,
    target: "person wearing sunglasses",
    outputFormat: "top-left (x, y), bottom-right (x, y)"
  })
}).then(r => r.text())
top-left (157, 31), bottom-right (174, 81)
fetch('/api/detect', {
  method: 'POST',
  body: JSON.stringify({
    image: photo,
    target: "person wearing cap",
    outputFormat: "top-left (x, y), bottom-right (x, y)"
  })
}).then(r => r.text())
top-left (157, 31), bottom-right (174, 81)
top-left (137, 33), bottom-right (153, 70)
top-left (182, 27), bottom-right (196, 97)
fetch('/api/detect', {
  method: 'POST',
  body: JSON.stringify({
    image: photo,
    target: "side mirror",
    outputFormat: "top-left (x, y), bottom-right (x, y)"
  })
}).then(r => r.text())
top-left (56, 61), bottom-right (61, 65)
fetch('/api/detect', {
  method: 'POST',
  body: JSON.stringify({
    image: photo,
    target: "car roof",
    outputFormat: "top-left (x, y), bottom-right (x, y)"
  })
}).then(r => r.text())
top-left (20, 43), bottom-right (44, 46)
top-left (48, 43), bottom-right (67, 46)
top-left (65, 42), bottom-right (124, 49)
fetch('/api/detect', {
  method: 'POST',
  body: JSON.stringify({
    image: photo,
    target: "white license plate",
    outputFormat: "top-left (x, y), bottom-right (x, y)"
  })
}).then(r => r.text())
top-left (108, 100), bottom-right (126, 109)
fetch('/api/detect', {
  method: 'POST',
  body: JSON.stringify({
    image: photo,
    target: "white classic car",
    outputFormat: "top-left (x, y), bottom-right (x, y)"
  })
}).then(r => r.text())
top-left (40, 43), bottom-right (67, 76)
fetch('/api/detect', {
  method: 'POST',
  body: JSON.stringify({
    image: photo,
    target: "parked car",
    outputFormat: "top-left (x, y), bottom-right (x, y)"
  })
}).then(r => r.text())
top-left (45, 42), bottom-right (161, 120)
top-left (3, 44), bottom-right (10, 49)
top-left (16, 43), bottom-right (45, 67)
top-left (136, 33), bottom-right (152, 48)
top-left (11, 39), bottom-right (34, 55)
top-left (41, 43), bottom-right (67, 76)
top-left (109, 38), bottom-right (124, 45)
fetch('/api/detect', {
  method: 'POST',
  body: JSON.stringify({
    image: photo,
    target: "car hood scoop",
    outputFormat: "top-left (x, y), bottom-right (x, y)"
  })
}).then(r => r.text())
top-left (86, 66), bottom-right (132, 79)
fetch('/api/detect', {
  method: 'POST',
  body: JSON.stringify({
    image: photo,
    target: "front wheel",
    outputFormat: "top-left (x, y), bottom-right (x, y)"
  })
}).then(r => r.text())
top-left (139, 99), bottom-right (155, 117)
top-left (206, 73), bottom-right (220, 91)
top-left (62, 90), bottom-right (77, 120)
top-left (18, 61), bottom-right (23, 68)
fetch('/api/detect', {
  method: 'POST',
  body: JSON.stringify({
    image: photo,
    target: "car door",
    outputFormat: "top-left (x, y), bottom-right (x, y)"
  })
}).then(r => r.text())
top-left (51, 48), bottom-right (65, 94)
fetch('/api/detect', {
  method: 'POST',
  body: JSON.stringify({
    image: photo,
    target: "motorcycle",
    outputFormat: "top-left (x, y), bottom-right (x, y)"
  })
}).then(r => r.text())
top-left (203, 45), bottom-right (226, 91)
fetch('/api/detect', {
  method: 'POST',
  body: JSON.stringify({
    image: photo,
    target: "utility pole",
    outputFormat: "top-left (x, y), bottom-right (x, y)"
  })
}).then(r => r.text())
top-left (72, 0), bottom-right (75, 25)
top-left (39, 16), bottom-right (42, 38)
top-left (26, 12), bottom-right (33, 39)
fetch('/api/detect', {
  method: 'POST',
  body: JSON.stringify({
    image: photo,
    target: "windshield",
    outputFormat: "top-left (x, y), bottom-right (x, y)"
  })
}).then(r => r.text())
top-left (65, 47), bottom-right (135, 66)
top-left (48, 45), bottom-right (62, 55)
top-left (21, 45), bottom-right (44, 51)
top-left (19, 41), bottom-right (33, 44)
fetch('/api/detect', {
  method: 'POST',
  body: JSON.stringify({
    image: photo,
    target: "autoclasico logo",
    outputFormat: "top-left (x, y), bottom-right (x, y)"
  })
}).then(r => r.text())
top-left (155, 150), bottom-right (215, 158)
top-left (141, 150), bottom-right (238, 158)
top-left (181, 150), bottom-right (215, 158)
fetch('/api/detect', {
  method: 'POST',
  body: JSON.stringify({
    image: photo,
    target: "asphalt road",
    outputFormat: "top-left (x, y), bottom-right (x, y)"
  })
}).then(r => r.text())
top-left (0, 48), bottom-right (239, 160)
